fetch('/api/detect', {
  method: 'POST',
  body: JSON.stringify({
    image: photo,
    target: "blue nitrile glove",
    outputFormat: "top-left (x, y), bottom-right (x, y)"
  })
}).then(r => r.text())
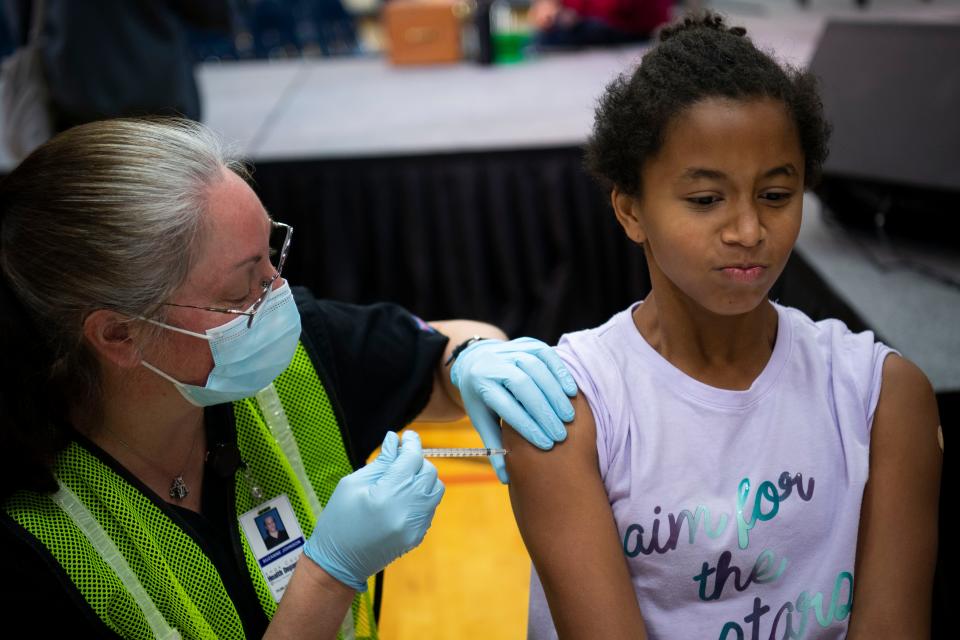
top-left (450, 337), bottom-right (579, 483)
top-left (303, 430), bottom-right (444, 591)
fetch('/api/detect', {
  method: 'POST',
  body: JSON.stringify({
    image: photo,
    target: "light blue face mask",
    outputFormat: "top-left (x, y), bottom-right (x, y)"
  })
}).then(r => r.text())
top-left (141, 281), bottom-right (302, 406)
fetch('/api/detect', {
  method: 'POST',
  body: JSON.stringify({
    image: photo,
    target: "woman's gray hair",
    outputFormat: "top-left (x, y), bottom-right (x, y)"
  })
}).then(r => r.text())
top-left (0, 117), bottom-right (248, 408)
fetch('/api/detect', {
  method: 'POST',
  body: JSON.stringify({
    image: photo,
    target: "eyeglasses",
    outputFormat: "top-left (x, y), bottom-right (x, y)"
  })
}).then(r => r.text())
top-left (162, 221), bottom-right (293, 328)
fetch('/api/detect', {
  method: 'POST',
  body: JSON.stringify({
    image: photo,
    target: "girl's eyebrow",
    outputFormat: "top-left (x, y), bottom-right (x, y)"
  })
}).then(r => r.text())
top-left (678, 163), bottom-right (798, 182)
top-left (679, 167), bottom-right (726, 181)
top-left (762, 163), bottom-right (798, 179)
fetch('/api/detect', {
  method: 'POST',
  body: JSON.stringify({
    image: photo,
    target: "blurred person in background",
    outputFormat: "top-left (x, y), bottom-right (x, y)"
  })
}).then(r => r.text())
top-left (3, 0), bottom-right (232, 132)
top-left (530, 0), bottom-right (672, 47)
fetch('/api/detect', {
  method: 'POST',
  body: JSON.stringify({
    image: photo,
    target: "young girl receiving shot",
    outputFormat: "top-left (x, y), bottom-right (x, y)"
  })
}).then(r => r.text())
top-left (504, 13), bottom-right (941, 639)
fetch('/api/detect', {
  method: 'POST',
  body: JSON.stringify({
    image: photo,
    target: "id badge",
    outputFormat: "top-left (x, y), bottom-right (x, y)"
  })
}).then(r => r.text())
top-left (238, 494), bottom-right (307, 603)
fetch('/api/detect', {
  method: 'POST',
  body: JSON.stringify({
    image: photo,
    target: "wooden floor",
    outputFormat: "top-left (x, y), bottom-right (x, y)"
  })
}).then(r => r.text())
top-left (372, 419), bottom-right (531, 639)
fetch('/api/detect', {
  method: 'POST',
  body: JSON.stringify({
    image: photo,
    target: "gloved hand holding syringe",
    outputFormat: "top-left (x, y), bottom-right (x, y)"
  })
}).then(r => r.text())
top-left (302, 435), bottom-right (507, 593)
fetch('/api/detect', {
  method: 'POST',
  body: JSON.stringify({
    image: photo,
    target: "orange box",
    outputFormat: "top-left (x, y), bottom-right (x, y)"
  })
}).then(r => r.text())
top-left (383, 0), bottom-right (464, 65)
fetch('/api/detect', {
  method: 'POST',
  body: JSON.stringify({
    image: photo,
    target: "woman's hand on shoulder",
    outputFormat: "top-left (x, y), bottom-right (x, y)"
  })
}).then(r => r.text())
top-left (447, 335), bottom-right (578, 483)
top-left (848, 354), bottom-right (941, 639)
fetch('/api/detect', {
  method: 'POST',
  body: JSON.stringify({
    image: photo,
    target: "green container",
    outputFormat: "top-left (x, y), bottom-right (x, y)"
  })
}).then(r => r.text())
top-left (493, 31), bottom-right (532, 64)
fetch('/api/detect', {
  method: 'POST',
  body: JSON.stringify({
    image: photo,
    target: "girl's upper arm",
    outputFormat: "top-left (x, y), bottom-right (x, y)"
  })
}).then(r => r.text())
top-left (847, 354), bottom-right (942, 639)
top-left (504, 393), bottom-right (648, 639)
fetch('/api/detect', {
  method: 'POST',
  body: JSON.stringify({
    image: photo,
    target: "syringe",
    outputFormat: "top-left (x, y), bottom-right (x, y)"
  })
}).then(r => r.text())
top-left (421, 447), bottom-right (508, 458)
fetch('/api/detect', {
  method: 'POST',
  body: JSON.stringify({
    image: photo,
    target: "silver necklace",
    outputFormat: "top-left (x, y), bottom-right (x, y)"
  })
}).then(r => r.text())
top-left (106, 426), bottom-right (201, 501)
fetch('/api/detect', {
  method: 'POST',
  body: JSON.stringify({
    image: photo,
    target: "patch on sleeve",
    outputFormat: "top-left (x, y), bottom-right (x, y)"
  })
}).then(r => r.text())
top-left (411, 315), bottom-right (436, 333)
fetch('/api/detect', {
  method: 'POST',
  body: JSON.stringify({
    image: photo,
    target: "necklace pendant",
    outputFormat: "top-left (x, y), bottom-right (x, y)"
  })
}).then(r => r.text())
top-left (169, 475), bottom-right (190, 501)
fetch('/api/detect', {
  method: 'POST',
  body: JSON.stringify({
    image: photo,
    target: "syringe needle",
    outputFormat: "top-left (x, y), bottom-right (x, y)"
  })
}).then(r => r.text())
top-left (421, 447), bottom-right (508, 458)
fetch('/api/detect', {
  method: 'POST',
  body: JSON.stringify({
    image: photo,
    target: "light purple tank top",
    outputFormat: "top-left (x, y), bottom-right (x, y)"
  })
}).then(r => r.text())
top-left (528, 302), bottom-right (896, 639)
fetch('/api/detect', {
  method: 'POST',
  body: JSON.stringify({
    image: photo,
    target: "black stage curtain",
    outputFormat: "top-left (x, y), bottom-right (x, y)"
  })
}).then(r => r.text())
top-left (250, 145), bottom-right (869, 344)
top-left (251, 146), bottom-right (650, 343)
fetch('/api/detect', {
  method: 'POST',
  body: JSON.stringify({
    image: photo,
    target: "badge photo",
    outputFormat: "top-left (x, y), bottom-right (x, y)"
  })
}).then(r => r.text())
top-left (239, 494), bottom-right (307, 602)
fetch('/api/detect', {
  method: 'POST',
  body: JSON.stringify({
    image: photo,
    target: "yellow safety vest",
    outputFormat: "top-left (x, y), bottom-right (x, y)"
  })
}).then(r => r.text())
top-left (5, 343), bottom-right (378, 639)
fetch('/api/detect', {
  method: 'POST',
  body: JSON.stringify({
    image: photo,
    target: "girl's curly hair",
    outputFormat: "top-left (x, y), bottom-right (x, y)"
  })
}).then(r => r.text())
top-left (586, 11), bottom-right (831, 197)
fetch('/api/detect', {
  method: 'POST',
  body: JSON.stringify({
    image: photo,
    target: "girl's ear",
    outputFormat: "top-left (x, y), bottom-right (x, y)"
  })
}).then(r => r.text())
top-left (611, 188), bottom-right (647, 245)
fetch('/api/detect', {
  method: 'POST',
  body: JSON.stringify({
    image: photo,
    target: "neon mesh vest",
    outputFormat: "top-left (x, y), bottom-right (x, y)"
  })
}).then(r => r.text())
top-left (4, 342), bottom-right (378, 639)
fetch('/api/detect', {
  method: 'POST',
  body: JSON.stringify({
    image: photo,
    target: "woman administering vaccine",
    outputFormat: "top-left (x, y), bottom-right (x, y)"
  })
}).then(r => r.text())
top-left (0, 119), bottom-right (577, 638)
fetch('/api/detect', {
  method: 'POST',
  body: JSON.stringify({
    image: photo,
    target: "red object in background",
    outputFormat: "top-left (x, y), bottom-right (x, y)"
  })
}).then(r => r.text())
top-left (562, 0), bottom-right (672, 35)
